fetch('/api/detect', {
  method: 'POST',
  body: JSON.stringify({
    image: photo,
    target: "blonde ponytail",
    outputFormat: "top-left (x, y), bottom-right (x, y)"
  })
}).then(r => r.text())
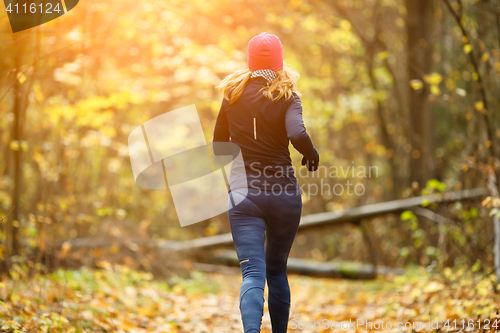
top-left (217, 62), bottom-right (301, 104)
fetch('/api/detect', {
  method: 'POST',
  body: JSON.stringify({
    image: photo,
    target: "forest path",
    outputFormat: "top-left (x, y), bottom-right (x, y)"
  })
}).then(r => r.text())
top-left (0, 266), bottom-right (497, 332)
top-left (179, 269), bottom-right (497, 333)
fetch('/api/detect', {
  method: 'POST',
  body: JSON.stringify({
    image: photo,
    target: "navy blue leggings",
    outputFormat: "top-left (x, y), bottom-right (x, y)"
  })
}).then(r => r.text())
top-left (228, 188), bottom-right (302, 333)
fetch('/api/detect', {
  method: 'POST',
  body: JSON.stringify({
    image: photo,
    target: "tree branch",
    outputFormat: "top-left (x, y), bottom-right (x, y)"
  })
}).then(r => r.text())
top-left (441, 0), bottom-right (496, 159)
top-left (0, 206), bottom-right (15, 224)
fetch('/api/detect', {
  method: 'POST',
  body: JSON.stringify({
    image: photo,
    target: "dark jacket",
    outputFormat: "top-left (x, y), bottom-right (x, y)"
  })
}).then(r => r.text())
top-left (213, 76), bottom-right (318, 190)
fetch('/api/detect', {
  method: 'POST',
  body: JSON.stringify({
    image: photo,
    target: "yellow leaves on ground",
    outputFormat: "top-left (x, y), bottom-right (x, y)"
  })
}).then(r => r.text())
top-left (0, 265), bottom-right (224, 333)
top-left (0, 266), bottom-right (498, 333)
top-left (422, 281), bottom-right (444, 293)
top-left (288, 269), bottom-right (499, 332)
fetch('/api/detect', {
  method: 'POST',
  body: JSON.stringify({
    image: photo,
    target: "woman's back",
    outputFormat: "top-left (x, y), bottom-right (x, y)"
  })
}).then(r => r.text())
top-left (221, 76), bottom-right (295, 169)
top-left (214, 70), bottom-right (318, 191)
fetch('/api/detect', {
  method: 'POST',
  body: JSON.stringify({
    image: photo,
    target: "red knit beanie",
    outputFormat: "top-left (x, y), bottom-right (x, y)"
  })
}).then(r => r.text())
top-left (247, 32), bottom-right (284, 72)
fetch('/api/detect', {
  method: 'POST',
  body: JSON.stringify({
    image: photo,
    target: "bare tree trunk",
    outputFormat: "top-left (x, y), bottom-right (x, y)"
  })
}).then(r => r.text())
top-left (441, 0), bottom-right (500, 288)
top-left (406, 0), bottom-right (435, 187)
top-left (8, 33), bottom-right (32, 255)
top-left (367, 57), bottom-right (397, 199)
top-left (487, 175), bottom-right (500, 291)
top-left (9, 52), bottom-right (22, 255)
top-left (494, 216), bottom-right (500, 290)
top-left (495, 0), bottom-right (500, 48)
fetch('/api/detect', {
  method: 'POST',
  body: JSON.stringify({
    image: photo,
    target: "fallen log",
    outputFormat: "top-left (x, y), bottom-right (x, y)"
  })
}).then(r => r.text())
top-left (214, 250), bottom-right (405, 279)
top-left (191, 262), bottom-right (241, 275)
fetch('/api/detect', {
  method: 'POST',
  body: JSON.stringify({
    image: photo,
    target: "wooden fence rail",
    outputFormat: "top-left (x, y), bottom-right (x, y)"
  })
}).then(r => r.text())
top-left (157, 187), bottom-right (487, 251)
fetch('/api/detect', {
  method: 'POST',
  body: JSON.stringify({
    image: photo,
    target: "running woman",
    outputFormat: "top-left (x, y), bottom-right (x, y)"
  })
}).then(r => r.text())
top-left (213, 32), bottom-right (319, 333)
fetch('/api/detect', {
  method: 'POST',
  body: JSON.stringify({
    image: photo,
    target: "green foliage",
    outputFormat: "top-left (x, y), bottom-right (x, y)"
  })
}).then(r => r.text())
top-left (424, 179), bottom-right (446, 193)
top-left (169, 270), bottom-right (220, 295)
top-left (401, 210), bottom-right (419, 230)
